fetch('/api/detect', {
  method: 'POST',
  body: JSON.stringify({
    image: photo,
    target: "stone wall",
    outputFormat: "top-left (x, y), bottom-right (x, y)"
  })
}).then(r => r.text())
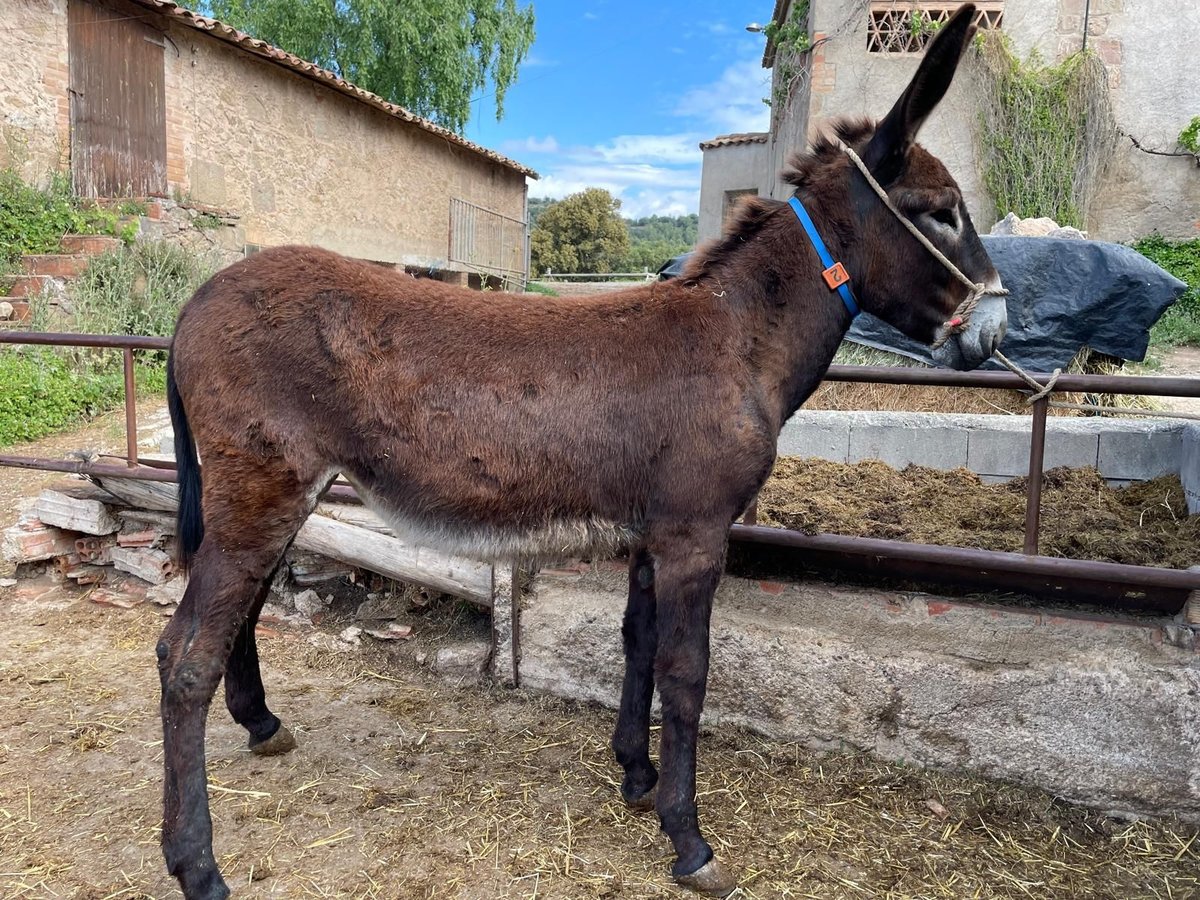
top-left (0, 0), bottom-right (530, 274)
top-left (0, 0), bottom-right (70, 183)
top-left (161, 22), bottom-right (528, 269)
top-left (746, 0), bottom-right (1200, 243)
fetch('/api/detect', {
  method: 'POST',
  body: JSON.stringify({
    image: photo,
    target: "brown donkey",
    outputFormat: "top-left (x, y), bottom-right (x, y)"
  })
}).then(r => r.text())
top-left (159, 6), bottom-right (1003, 897)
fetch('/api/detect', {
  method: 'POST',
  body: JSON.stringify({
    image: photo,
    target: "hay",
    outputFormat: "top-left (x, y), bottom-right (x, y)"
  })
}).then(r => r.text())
top-left (758, 458), bottom-right (1199, 569)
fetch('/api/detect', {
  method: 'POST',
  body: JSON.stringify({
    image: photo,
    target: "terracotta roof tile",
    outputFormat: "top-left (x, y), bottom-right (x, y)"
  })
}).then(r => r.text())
top-left (699, 132), bottom-right (769, 150)
top-left (127, 0), bottom-right (538, 178)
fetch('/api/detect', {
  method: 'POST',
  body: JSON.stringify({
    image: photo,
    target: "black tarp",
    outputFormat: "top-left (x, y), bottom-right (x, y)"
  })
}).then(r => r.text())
top-left (845, 236), bottom-right (1187, 371)
top-left (659, 237), bottom-right (1186, 372)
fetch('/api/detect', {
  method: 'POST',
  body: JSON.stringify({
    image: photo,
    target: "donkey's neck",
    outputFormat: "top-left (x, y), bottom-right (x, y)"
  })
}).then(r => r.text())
top-left (718, 198), bottom-right (857, 431)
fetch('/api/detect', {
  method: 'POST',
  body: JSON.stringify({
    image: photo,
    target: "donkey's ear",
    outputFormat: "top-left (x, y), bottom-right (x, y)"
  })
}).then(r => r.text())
top-left (861, 3), bottom-right (977, 184)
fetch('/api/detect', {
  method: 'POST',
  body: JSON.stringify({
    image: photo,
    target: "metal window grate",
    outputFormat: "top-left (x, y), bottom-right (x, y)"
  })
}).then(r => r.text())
top-left (867, 1), bottom-right (1003, 54)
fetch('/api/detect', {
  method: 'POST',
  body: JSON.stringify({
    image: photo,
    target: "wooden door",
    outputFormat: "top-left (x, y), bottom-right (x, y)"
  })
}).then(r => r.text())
top-left (68, 0), bottom-right (167, 198)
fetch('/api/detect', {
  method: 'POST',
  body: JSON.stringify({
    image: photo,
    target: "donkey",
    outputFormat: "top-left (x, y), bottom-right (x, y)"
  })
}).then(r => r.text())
top-left (158, 5), bottom-right (1002, 897)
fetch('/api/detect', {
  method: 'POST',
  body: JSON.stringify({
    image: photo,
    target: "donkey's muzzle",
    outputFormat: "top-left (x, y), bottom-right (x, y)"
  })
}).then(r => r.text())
top-left (930, 292), bottom-right (1008, 371)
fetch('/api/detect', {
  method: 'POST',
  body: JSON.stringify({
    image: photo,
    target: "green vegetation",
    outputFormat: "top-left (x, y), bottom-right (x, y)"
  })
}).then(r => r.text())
top-left (529, 188), bottom-right (629, 275)
top-left (0, 169), bottom-right (128, 266)
top-left (527, 197), bottom-right (695, 275)
top-left (1134, 235), bottom-right (1200, 347)
top-left (0, 349), bottom-right (167, 446)
top-left (523, 281), bottom-right (558, 296)
top-left (204, 0), bottom-right (534, 133)
top-left (65, 241), bottom-right (212, 337)
top-left (1179, 116), bottom-right (1200, 156)
top-left (2, 240), bottom-right (212, 445)
top-left (974, 34), bottom-right (1115, 229)
top-left (764, 1), bottom-right (811, 110)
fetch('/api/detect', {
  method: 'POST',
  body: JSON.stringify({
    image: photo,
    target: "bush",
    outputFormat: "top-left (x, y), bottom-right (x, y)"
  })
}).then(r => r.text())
top-left (68, 241), bottom-right (211, 337)
top-left (0, 348), bottom-right (164, 446)
top-left (0, 169), bottom-right (127, 264)
top-left (1133, 235), bottom-right (1200, 347)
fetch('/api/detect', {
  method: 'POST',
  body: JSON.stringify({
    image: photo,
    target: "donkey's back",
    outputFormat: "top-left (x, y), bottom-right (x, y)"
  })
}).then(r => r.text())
top-left (170, 245), bottom-right (771, 561)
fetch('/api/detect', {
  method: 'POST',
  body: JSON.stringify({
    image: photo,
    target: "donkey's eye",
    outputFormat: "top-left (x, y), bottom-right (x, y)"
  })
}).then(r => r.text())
top-left (930, 208), bottom-right (958, 228)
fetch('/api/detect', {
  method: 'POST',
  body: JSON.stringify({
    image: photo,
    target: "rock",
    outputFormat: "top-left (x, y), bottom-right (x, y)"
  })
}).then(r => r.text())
top-left (1047, 225), bottom-right (1088, 240)
top-left (355, 592), bottom-right (408, 622)
top-left (989, 211), bottom-right (1020, 236)
top-left (292, 589), bottom-right (332, 622)
top-left (432, 641), bottom-right (491, 681)
top-left (364, 622), bottom-right (413, 641)
top-left (1011, 216), bottom-right (1060, 237)
top-left (0, 578), bottom-right (18, 588)
top-left (147, 576), bottom-right (188, 606)
top-left (0, 301), bottom-right (13, 319)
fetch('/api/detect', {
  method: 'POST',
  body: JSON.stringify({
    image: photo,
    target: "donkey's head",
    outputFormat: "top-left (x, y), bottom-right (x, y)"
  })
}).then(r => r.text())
top-left (787, 3), bottom-right (1006, 369)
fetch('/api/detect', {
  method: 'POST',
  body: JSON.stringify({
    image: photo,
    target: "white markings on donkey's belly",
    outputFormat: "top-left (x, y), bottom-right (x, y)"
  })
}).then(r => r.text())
top-left (350, 481), bottom-right (639, 562)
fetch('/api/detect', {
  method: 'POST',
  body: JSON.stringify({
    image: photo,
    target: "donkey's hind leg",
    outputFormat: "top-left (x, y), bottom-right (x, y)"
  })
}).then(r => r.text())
top-left (223, 569), bottom-right (297, 756)
top-left (157, 464), bottom-right (317, 900)
top-left (612, 545), bottom-right (659, 811)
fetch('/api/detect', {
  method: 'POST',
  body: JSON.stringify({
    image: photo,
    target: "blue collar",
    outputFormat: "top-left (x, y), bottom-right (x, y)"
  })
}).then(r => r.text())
top-left (788, 196), bottom-right (860, 318)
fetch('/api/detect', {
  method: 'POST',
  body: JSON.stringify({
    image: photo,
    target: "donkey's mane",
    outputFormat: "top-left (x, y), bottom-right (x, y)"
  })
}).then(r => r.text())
top-left (682, 117), bottom-right (876, 284)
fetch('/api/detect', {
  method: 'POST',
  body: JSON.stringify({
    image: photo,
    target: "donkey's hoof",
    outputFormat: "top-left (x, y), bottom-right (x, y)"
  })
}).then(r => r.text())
top-left (623, 784), bottom-right (657, 813)
top-left (249, 723), bottom-right (297, 756)
top-left (675, 857), bottom-right (737, 897)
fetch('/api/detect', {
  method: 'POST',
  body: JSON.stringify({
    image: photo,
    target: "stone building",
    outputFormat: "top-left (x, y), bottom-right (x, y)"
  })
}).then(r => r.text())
top-left (1, 0), bottom-right (536, 286)
top-left (699, 0), bottom-right (1199, 244)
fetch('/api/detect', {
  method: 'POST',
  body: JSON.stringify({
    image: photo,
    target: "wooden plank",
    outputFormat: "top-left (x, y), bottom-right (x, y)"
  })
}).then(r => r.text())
top-left (92, 475), bottom-right (493, 605)
top-left (35, 489), bottom-right (119, 535)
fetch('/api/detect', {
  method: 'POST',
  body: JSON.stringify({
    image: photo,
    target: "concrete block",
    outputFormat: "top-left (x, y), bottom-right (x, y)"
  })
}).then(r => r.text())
top-left (1183, 424), bottom-right (1200, 515)
top-left (1099, 426), bottom-right (1184, 481)
top-left (777, 413), bottom-right (850, 462)
top-left (519, 566), bottom-right (1200, 824)
top-left (848, 415), bottom-right (968, 469)
top-left (968, 423), bottom-right (1098, 478)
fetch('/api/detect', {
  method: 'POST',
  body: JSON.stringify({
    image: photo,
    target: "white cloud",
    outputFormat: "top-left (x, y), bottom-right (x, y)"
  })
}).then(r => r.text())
top-left (592, 134), bottom-right (703, 166)
top-left (676, 58), bottom-right (771, 136)
top-left (526, 47), bottom-right (769, 217)
top-left (503, 135), bottom-right (560, 154)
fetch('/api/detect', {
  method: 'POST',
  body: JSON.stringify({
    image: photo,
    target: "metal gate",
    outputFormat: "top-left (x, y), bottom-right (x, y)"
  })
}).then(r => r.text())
top-left (68, 0), bottom-right (167, 198)
top-left (448, 198), bottom-right (528, 291)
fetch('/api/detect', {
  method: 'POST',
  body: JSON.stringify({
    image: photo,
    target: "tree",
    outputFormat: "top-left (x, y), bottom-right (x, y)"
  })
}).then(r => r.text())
top-left (530, 189), bottom-right (630, 275)
top-left (205, 0), bottom-right (535, 133)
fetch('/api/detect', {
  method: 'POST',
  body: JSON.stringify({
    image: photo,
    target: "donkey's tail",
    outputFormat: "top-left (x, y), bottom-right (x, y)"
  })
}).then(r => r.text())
top-left (167, 349), bottom-right (204, 571)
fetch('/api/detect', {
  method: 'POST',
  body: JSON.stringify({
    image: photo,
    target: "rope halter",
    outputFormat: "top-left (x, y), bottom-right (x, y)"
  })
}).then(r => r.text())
top-left (840, 143), bottom-right (1010, 350)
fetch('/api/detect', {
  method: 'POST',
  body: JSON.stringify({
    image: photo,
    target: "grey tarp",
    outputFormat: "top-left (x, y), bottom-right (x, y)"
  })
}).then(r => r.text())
top-left (845, 236), bottom-right (1188, 372)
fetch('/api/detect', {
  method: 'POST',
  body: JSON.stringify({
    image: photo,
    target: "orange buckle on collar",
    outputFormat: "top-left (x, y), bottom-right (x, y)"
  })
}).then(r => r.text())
top-left (822, 262), bottom-right (850, 291)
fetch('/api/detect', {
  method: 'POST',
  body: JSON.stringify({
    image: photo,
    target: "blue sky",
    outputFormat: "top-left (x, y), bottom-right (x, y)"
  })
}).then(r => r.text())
top-left (463, 1), bottom-right (776, 219)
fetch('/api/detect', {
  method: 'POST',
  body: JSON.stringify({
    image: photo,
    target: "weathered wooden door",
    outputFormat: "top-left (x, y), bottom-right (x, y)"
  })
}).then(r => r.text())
top-left (68, 0), bottom-right (167, 198)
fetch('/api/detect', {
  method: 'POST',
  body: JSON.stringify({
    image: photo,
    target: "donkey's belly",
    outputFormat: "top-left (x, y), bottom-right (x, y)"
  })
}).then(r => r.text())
top-left (348, 479), bottom-right (639, 562)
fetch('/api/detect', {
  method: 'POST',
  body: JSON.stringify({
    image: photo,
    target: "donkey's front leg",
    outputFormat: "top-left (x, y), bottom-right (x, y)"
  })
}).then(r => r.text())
top-left (648, 526), bottom-right (737, 897)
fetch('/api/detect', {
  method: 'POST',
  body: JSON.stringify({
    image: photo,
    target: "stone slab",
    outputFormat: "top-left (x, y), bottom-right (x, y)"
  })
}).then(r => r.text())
top-left (519, 566), bottom-right (1200, 823)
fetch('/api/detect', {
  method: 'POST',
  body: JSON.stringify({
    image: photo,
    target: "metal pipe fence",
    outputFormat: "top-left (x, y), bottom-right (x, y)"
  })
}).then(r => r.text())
top-left (2, 330), bottom-right (1198, 611)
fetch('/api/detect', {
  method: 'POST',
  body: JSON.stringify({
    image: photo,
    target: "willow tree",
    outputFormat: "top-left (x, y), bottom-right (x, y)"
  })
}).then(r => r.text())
top-left (206, 0), bottom-right (535, 132)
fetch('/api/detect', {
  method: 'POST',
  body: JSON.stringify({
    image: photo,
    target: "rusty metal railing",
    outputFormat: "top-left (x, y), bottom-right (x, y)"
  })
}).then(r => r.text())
top-left (2, 330), bottom-right (1198, 612)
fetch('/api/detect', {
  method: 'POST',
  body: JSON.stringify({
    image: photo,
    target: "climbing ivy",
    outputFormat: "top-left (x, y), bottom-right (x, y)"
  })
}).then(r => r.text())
top-left (973, 34), bottom-right (1115, 229)
top-left (764, 1), bottom-right (811, 111)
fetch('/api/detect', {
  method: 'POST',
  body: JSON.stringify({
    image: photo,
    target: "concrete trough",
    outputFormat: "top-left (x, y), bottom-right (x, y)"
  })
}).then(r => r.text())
top-left (517, 564), bottom-right (1200, 824)
top-left (778, 411), bottom-right (1196, 489)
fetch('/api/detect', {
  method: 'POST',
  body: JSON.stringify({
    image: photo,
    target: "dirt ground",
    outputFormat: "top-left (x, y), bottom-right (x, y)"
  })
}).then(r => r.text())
top-left (2, 378), bottom-right (1200, 899)
top-left (1, 576), bottom-right (1199, 900)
